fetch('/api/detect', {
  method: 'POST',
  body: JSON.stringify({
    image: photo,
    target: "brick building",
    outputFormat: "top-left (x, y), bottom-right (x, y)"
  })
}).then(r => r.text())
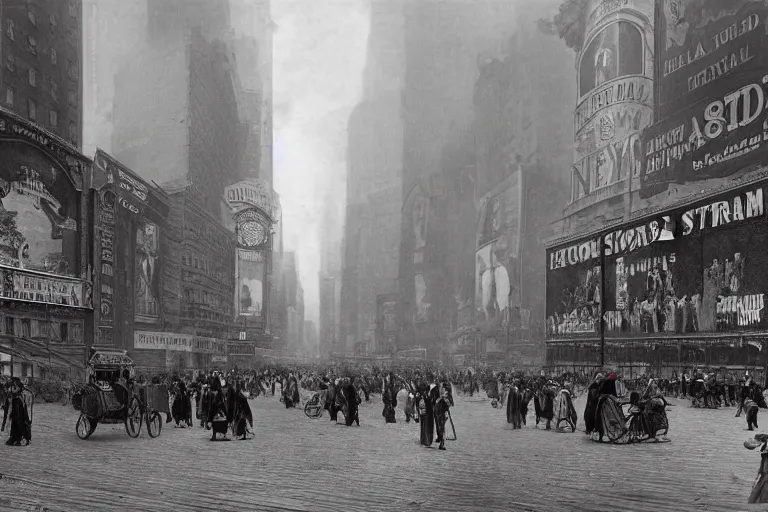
top-left (0, 0), bottom-right (90, 378)
top-left (1, 0), bottom-right (83, 148)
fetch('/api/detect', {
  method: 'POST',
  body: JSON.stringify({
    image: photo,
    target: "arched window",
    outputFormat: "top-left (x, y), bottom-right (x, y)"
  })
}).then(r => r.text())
top-left (579, 21), bottom-right (643, 98)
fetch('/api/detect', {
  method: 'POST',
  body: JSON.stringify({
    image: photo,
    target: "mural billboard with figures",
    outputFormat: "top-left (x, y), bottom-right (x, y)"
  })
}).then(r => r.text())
top-left (135, 222), bottom-right (161, 323)
top-left (475, 172), bottom-right (522, 334)
top-left (547, 185), bottom-right (768, 338)
top-left (0, 161), bottom-right (80, 276)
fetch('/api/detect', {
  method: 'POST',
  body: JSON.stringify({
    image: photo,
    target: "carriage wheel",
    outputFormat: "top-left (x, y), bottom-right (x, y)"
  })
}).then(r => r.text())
top-left (124, 398), bottom-right (143, 438)
top-left (601, 404), bottom-right (628, 443)
top-left (76, 413), bottom-right (96, 440)
top-left (146, 411), bottom-right (163, 438)
top-left (305, 405), bottom-right (323, 419)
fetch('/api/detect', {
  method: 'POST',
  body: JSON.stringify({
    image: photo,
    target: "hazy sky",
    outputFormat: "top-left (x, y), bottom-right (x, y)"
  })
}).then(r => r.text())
top-left (272, 0), bottom-right (370, 326)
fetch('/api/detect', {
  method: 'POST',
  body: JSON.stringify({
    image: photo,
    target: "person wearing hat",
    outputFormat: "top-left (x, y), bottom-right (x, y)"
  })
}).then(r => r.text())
top-left (583, 373), bottom-right (604, 437)
top-left (1, 377), bottom-right (31, 446)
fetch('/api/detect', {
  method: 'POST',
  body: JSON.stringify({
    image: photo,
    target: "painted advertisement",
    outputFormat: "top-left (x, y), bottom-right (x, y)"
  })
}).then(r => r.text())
top-left (641, 75), bottom-right (768, 191)
top-left (475, 172), bottom-right (524, 335)
top-left (546, 246), bottom-right (602, 338)
top-left (657, 0), bottom-right (768, 117)
top-left (0, 267), bottom-right (87, 307)
top-left (477, 172), bottom-right (522, 252)
top-left (236, 248), bottom-right (264, 317)
top-left (135, 222), bottom-right (161, 323)
top-left (571, 1), bottom-right (654, 204)
top-left (0, 162), bottom-right (79, 275)
top-left (547, 185), bottom-right (768, 338)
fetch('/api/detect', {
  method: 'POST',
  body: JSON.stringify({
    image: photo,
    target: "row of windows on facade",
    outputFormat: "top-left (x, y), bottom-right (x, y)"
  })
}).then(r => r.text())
top-left (6, 17), bottom-right (80, 76)
top-left (182, 286), bottom-right (231, 314)
top-left (5, 86), bottom-right (77, 141)
top-left (5, 2), bottom-right (79, 45)
top-left (2, 316), bottom-right (82, 344)
top-left (184, 223), bottom-right (231, 251)
top-left (181, 253), bottom-right (232, 286)
top-left (5, 60), bottom-right (78, 104)
top-left (6, 52), bottom-right (78, 97)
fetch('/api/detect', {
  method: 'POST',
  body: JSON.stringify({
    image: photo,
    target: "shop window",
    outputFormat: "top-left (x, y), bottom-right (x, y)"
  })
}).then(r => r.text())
top-left (5, 86), bottom-right (14, 106)
top-left (21, 363), bottom-right (33, 377)
top-left (4, 317), bottom-right (13, 335)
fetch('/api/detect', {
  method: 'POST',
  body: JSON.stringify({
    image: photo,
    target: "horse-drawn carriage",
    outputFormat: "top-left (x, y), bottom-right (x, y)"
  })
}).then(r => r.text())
top-left (72, 350), bottom-right (169, 440)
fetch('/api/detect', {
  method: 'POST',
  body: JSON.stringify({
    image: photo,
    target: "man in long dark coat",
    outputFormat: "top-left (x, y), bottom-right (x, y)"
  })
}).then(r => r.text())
top-left (433, 380), bottom-right (453, 450)
top-left (418, 376), bottom-right (436, 447)
top-left (344, 378), bottom-right (360, 426)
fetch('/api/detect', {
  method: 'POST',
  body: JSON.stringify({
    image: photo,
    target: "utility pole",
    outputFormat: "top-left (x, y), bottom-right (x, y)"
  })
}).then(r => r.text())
top-left (599, 233), bottom-right (606, 369)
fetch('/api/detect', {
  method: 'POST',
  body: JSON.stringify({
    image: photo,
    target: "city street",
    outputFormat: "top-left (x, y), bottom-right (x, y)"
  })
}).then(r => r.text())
top-left (0, 390), bottom-right (761, 512)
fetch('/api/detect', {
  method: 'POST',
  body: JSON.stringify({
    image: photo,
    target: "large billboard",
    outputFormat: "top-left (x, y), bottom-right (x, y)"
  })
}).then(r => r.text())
top-left (0, 267), bottom-right (88, 307)
top-left (135, 221), bottom-right (161, 323)
top-left (642, 0), bottom-right (768, 195)
top-left (642, 76), bottom-right (768, 191)
top-left (0, 162), bottom-right (79, 275)
top-left (656, 0), bottom-right (768, 117)
top-left (547, 185), bottom-right (768, 338)
top-left (236, 249), bottom-right (265, 317)
top-left (475, 172), bottom-right (523, 333)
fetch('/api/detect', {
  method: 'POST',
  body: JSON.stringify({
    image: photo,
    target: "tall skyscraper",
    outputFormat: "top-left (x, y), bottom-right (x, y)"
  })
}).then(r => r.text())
top-left (110, 0), bottom-right (241, 358)
top-left (0, 0), bottom-right (83, 147)
top-left (82, 0), bottom-right (146, 156)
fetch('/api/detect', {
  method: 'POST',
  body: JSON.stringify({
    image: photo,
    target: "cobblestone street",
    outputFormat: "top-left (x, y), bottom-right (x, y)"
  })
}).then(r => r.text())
top-left (0, 391), bottom-right (761, 512)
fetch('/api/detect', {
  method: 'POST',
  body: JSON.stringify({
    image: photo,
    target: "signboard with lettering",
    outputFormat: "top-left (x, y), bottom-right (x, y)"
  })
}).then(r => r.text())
top-left (133, 331), bottom-right (193, 352)
top-left (547, 185), bottom-right (768, 338)
top-left (225, 179), bottom-right (280, 220)
top-left (571, 0), bottom-right (655, 204)
top-left (93, 150), bottom-right (148, 215)
top-left (641, 76), bottom-right (768, 190)
top-left (98, 189), bottom-right (116, 345)
top-left (657, 0), bottom-right (768, 117)
top-left (0, 266), bottom-right (88, 308)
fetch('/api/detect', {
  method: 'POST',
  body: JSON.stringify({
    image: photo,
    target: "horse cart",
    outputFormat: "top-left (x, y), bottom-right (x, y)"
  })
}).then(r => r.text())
top-left (72, 350), bottom-right (170, 440)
